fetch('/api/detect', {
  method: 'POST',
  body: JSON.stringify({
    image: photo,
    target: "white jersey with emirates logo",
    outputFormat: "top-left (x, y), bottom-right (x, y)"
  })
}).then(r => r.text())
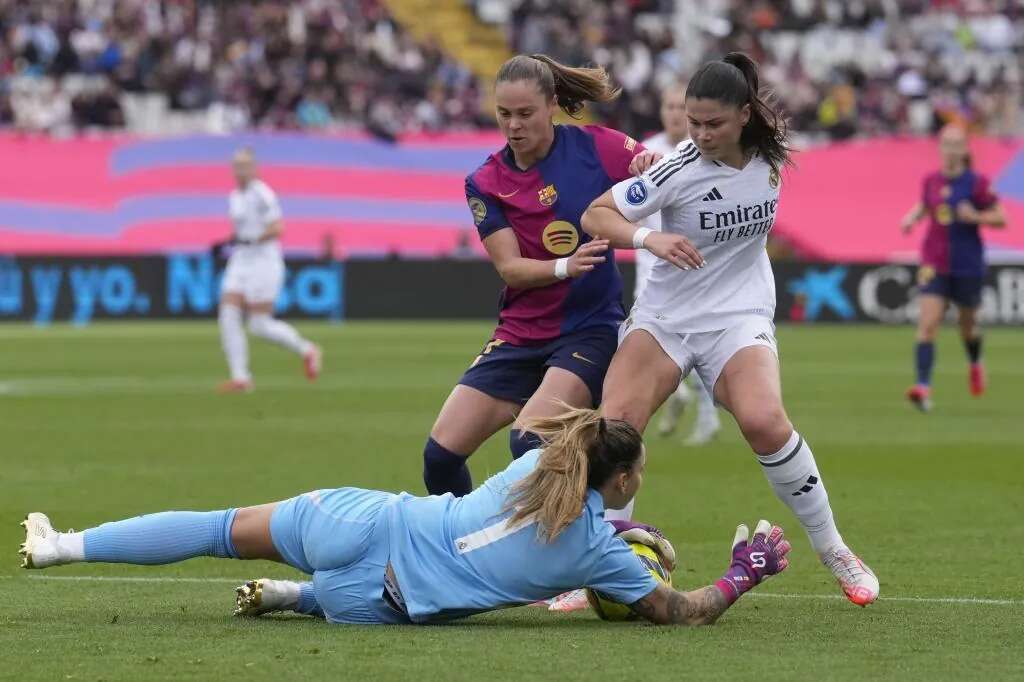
top-left (611, 142), bottom-right (780, 333)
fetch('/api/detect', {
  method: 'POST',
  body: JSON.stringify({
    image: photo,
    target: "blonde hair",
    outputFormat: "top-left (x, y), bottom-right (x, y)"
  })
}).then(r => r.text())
top-left (496, 54), bottom-right (621, 118)
top-left (504, 405), bottom-right (642, 543)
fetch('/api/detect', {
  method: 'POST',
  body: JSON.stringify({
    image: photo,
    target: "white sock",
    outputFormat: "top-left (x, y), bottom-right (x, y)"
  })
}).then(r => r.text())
top-left (218, 304), bottom-right (250, 381)
top-left (56, 531), bottom-right (85, 562)
top-left (605, 498), bottom-right (635, 522)
top-left (263, 578), bottom-right (302, 610)
top-left (248, 314), bottom-right (312, 355)
top-left (694, 381), bottom-right (719, 429)
top-left (757, 431), bottom-right (844, 555)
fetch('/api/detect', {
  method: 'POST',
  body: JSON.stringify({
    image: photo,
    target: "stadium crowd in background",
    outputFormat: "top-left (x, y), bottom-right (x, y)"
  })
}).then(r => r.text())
top-left (483, 0), bottom-right (1022, 141)
top-left (1, 0), bottom-right (1021, 139)
top-left (0, 0), bottom-right (484, 136)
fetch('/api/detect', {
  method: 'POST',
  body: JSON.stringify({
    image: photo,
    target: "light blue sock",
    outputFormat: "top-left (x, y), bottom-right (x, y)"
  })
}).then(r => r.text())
top-left (83, 509), bottom-right (239, 564)
top-left (297, 582), bottom-right (324, 618)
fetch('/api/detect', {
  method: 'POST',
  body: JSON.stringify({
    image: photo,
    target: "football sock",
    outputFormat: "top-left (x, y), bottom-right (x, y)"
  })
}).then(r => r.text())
top-left (604, 499), bottom-right (635, 522)
top-left (248, 314), bottom-right (312, 355)
top-left (219, 304), bottom-right (250, 381)
top-left (82, 510), bottom-right (239, 564)
top-left (55, 531), bottom-right (85, 562)
top-left (964, 336), bottom-right (982, 364)
top-left (915, 341), bottom-right (935, 387)
top-left (757, 431), bottom-right (844, 555)
top-left (297, 582), bottom-right (324, 617)
top-left (423, 437), bottom-right (473, 497)
top-left (509, 429), bottom-right (543, 460)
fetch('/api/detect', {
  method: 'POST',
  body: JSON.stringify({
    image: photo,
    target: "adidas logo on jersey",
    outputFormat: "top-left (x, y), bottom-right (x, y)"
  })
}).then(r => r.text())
top-left (701, 187), bottom-right (724, 202)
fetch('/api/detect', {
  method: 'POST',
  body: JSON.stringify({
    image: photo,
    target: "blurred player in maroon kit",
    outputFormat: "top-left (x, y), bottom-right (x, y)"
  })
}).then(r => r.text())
top-left (421, 55), bottom-right (657, 517)
top-left (901, 125), bottom-right (1006, 412)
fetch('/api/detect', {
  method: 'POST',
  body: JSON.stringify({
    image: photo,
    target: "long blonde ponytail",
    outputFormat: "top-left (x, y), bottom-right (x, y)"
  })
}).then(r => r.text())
top-left (504, 405), bottom-right (641, 543)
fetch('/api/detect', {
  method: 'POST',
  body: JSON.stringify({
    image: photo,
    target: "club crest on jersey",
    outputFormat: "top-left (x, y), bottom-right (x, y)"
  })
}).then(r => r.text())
top-left (468, 197), bottom-right (487, 226)
top-left (542, 220), bottom-right (579, 256)
top-left (936, 203), bottom-right (953, 225)
top-left (625, 180), bottom-right (648, 205)
top-left (768, 168), bottom-right (780, 189)
top-left (538, 184), bottom-right (558, 206)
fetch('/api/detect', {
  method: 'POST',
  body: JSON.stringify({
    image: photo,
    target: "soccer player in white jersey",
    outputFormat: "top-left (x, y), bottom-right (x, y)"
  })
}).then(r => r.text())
top-left (638, 84), bottom-right (721, 446)
top-left (218, 148), bottom-right (321, 393)
top-left (582, 53), bottom-right (879, 607)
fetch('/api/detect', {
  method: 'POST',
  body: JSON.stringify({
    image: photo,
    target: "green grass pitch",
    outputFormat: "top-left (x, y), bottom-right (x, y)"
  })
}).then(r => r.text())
top-left (1, 321), bottom-right (1021, 681)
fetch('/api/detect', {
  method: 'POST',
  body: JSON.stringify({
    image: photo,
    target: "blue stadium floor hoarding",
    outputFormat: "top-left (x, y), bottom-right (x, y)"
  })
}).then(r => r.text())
top-left (1, 256), bottom-right (1022, 325)
top-left (0, 255), bottom-right (343, 324)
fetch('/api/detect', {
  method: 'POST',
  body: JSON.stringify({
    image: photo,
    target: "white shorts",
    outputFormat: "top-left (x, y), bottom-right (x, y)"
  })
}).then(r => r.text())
top-left (222, 250), bottom-right (284, 304)
top-left (618, 315), bottom-right (778, 399)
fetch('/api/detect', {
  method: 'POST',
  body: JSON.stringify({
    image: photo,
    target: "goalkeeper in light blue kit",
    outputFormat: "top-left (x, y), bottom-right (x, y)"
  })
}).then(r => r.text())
top-left (20, 408), bottom-right (790, 625)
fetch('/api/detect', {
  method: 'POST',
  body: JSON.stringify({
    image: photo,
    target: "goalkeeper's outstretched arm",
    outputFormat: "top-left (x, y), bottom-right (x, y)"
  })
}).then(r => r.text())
top-left (630, 583), bottom-right (729, 626)
top-left (629, 520), bottom-right (792, 626)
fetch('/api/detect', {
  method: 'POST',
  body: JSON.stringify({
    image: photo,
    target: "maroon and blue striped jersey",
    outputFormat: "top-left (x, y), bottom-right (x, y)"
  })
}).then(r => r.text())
top-left (465, 125), bottom-right (642, 344)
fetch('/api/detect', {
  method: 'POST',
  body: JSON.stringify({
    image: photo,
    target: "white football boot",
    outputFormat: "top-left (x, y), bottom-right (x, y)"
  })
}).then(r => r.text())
top-left (234, 578), bottom-right (301, 617)
top-left (821, 546), bottom-right (880, 607)
top-left (657, 383), bottom-right (692, 436)
top-left (547, 588), bottom-right (590, 613)
top-left (19, 513), bottom-right (67, 569)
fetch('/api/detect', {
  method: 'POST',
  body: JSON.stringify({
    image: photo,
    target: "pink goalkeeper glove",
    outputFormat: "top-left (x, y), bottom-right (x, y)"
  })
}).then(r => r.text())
top-left (715, 520), bottom-right (792, 605)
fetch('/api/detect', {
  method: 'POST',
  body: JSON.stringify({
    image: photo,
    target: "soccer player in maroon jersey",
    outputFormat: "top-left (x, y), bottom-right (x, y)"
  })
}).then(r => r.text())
top-left (421, 55), bottom-right (657, 514)
top-left (901, 124), bottom-right (1006, 411)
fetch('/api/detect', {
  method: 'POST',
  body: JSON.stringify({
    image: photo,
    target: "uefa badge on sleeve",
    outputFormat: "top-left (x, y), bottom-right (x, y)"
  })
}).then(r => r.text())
top-left (626, 180), bottom-right (648, 206)
top-left (468, 197), bottom-right (487, 226)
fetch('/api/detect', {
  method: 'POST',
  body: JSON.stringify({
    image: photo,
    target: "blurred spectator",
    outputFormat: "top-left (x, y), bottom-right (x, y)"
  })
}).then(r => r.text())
top-left (480, 0), bottom-right (1024, 140)
top-left (448, 230), bottom-right (480, 260)
top-left (2, 0), bottom-right (1021, 139)
top-left (0, 0), bottom-right (481, 134)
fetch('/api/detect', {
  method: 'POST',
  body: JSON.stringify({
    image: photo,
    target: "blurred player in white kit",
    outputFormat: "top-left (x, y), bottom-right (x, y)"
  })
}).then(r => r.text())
top-left (637, 85), bottom-right (721, 445)
top-left (217, 148), bottom-right (321, 393)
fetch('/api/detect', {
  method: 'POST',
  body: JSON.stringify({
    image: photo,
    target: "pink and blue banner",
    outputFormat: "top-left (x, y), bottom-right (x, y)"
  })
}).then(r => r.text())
top-left (0, 132), bottom-right (1020, 261)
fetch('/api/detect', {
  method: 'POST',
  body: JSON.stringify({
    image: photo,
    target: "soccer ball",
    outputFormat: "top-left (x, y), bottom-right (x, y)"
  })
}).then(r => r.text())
top-left (587, 541), bottom-right (673, 621)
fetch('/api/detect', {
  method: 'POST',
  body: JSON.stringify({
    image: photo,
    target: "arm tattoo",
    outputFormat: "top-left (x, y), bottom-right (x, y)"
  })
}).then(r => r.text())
top-left (628, 593), bottom-right (660, 622)
top-left (631, 585), bottom-right (729, 626)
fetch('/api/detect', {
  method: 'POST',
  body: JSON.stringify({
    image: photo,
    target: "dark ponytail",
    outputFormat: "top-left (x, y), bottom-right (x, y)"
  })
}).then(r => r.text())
top-left (496, 54), bottom-right (621, 119)
top-left (686, 52), bottom-right (792, 172)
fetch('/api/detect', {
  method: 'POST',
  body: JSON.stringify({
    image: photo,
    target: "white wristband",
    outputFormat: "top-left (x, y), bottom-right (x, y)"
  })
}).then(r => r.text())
top-left (554, 257), bottom-right (570, 280)
top-left (632, 227), bottom-right (653, 250)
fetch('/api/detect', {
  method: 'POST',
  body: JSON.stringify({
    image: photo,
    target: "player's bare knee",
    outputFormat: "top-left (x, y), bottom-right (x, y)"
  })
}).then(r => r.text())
top-left (916, 322), bottom-right (940, 342)
top-left (601, 400), bottom-right (649, 433)
top-left (738, 408), bottom-right (792, 454)
top-left (229, 507), bottom-right (258, 556)
top-left (428, 422), bottom-right (476, 457)
top-left (230, 505), bottom-right (279, 561)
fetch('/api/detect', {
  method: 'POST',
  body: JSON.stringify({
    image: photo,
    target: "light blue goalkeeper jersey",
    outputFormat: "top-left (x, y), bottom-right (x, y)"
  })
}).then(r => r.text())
top-left (386, 449), bottom-right (657, 623)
